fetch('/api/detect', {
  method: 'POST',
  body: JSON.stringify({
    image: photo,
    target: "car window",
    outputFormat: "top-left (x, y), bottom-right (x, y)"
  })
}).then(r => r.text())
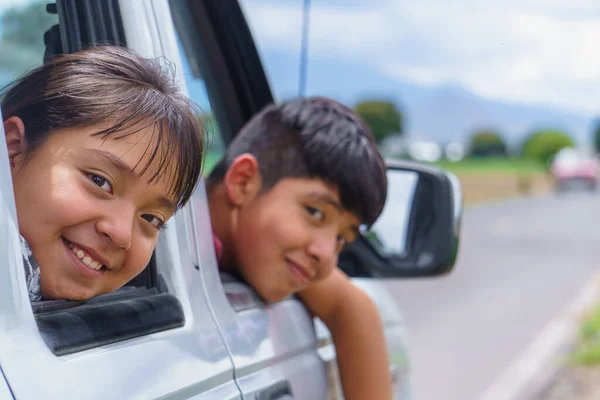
top-left (240, 0), bottom-right (372, 105)
top-left (238, 0), bottom-right (403, 158)
top-left (174, 35), bottom-right (226, 175)
top-left (0, 1), bottom-right (227, 176)
top-left (0, 0), bottom-right (58, 90)
top-left (0, 0), bottom-right (202, 356)
top-left (238, 0), bottom-right (305, 102)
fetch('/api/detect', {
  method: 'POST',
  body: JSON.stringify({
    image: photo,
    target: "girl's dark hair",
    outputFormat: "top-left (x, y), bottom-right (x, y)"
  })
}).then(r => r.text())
top-left (208, 96), bottom-right (387, 227)
top-left (1, 45), bottom-right (204, 210)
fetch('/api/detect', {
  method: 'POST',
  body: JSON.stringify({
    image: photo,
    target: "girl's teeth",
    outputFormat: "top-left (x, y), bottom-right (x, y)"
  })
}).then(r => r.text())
top-left (69, 244), bottom-right (103, 270)
top-left (89, 261), bottom-right (101, 270)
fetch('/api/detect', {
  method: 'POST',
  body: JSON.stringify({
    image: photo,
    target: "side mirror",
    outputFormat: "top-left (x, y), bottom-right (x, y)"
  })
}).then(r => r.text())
top-left (339, 159), bottom-right (462, 278)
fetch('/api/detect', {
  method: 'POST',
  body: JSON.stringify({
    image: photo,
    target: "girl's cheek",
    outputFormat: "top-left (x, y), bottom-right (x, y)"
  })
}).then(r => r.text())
top-left (131, 237), bottom-right (158, 270)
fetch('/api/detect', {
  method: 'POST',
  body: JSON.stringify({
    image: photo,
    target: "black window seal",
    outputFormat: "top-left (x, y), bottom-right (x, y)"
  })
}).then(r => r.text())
top-left (34, 289), bottom-right (185, 356)
top-left (169, 0), bottom-right (274, 146)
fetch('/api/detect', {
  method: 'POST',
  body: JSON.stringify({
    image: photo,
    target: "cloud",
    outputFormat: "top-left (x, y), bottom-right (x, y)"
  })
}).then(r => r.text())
top-left (240, 0), bottom-right (600, 115)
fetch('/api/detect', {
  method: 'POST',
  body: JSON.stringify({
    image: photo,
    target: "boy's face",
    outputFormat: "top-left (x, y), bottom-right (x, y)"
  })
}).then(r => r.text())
top-left (5, 117), bottom-right (176, 301)
top-left (224, 158), bottom-right (360, 302)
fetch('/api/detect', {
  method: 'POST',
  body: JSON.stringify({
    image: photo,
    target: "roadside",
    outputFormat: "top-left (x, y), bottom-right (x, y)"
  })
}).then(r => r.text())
top-left (538, 367), bottom-right (600, 400)
top-left (435, 158), bottom-right (552, 205)
top-left (534, 293), bottom-right (600, 400)
top-left (478, 274), bottom-right (600, 400)
top-left (457, 173), bottom-right (551, 205)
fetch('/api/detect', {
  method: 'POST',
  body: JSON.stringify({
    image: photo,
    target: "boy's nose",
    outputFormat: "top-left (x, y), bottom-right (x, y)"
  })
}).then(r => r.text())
top-left (307, 234), bottom-right (338, 279)
top-left (95, 206), bottom-right (134, 250)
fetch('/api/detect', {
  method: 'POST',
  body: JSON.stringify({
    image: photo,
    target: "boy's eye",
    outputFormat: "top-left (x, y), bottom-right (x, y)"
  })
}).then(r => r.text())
top-left (305, 206), bottom-right (325, 222)
top-left (88, 173), bottom-right (112, 194)
top-left (336, 235), bottom-right (348, 252)
top-left (142, 214), bottom-right (165, 230)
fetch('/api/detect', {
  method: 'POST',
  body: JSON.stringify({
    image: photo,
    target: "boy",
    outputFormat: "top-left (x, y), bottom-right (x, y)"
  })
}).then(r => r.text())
top-left (206, 96), bottom-right (391, 400)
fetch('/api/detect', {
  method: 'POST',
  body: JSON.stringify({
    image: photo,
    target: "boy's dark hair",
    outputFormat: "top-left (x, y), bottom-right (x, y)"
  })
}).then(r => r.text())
top-left (207, 96), bottom-right (387, 226)
top-left (1, 45), bottom-right (204, 210)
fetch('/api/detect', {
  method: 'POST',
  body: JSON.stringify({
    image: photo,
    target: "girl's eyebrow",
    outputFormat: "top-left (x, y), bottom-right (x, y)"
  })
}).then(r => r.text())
top-left (82, 148), bottom-right (176, 212)
top-left (156, 196), bottom-right (176, 213)
top-left (83, 148), bottom-right (135, 176)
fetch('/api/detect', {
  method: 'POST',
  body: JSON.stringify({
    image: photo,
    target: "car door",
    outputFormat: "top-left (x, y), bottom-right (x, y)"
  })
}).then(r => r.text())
top-left (0, 371), bottom-right (10, 400)
top-left (167, 1), bottom-right (330, 398)
top-left (160, 1), bottom-right (416, 399)
top-left (0, 1), bottom-right (242, 398)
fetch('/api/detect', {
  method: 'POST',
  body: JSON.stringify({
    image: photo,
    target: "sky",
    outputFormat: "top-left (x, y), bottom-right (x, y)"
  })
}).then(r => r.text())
top-left (240, 0), bottom-right (600, 116)
top-left (1, 0), bottom-right (598, 116)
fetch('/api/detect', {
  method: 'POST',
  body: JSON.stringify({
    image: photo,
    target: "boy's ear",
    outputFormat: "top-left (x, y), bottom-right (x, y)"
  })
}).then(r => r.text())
top-left (224, 154), bottom-right (262, 207)
top-left (4, 116), bottom-right (26, 170)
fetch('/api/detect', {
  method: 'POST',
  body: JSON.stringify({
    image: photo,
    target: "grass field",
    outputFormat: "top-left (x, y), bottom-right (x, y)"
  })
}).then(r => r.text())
top-left (570, 303), bottom-right (600, 366)
top-left (435, 157), bottom-right (546, 176)
top-left (204, 155), bottom-right (546, 177)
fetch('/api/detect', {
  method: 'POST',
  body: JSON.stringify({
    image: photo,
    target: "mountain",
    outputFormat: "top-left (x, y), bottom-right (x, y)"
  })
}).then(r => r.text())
top-left (261, 51), bottom-right (596, 147)
top-left (186, 50), bottom-right (595, 147)
top-left (407, 85), bottom-right (593, 148)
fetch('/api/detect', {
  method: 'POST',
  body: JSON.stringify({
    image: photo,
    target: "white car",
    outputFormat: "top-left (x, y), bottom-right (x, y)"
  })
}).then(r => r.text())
top-left (0, 1), bottom-right (462, 399)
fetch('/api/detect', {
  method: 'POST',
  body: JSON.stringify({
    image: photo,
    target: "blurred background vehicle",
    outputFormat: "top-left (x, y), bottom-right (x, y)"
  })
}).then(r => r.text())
top-left (550, 147), bottom-right (599, 193)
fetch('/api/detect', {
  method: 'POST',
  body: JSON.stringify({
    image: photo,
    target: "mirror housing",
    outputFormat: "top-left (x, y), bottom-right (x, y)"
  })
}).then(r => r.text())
top-left (339, 159), bottom-right (462, 278)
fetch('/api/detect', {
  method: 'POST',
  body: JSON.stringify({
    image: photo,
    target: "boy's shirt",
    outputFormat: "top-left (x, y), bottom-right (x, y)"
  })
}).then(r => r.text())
top-left (213, 234), bottom-right (223, 265)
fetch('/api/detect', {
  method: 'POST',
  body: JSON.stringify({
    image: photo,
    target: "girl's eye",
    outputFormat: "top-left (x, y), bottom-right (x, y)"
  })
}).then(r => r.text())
top-left (142, 214), bottom-right (165, 230)
top-left (305, 206), bottom-right (325, 222)
top-left (88, 173), bottom-right (112, 194)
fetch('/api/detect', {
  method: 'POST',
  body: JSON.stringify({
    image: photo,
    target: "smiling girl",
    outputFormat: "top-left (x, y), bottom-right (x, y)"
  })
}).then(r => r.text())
top-left (1, 46), bottom-right (204, 302)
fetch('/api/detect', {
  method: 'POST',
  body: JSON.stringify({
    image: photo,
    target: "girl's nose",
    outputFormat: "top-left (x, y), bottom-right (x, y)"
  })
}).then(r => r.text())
top-left (95, 206), bottom-right (134, 250)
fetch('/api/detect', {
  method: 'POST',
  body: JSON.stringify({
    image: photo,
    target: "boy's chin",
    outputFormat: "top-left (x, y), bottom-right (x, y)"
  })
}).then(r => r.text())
top-left (256, 286), bottom-right (292, 304)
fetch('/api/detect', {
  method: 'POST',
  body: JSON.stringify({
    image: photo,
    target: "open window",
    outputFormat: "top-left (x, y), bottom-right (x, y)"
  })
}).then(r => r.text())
top-left (0, 0), bottom-right (185, 357)
top-left (0, 2), bottom-right (253, 398)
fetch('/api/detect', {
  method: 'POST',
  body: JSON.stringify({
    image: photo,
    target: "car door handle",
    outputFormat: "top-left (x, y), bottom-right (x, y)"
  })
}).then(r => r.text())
top-left (254, 380), bottom-right (293, 400)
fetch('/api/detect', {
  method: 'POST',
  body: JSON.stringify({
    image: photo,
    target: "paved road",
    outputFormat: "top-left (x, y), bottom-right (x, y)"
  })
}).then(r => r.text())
top-left (386, 191), bottom-right (600, 400)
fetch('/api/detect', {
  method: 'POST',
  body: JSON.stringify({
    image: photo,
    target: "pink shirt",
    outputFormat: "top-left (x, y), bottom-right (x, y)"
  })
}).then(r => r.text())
top-left (213, 234), bottom-right (223, 265)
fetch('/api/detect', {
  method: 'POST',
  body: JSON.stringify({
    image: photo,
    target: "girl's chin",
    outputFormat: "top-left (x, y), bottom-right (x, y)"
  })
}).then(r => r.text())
top-left (40, 285), bottom-right (97, 302)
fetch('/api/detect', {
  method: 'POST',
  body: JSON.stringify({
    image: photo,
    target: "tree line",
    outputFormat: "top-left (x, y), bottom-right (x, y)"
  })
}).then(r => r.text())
top-left (351, 99), bottom-right (600, 170)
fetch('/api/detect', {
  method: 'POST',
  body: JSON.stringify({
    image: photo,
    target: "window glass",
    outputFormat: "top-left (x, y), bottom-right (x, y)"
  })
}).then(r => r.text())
top-left (0, 0), bottom-right (58, 89)
top-left (173, 35), bottom-right (226, 175)
top-left (238, 0), bottom-right (304, 102)
top-left (168, 0), bottom-right (231, 176)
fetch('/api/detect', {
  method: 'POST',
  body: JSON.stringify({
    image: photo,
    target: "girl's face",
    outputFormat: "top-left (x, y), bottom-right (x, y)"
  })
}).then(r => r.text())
top-left (5, 117), bottom-right (177, 301)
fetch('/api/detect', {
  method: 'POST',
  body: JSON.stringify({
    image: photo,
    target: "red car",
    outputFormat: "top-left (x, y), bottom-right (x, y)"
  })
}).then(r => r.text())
top-left (551, 148), bottom-right (599, 193)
